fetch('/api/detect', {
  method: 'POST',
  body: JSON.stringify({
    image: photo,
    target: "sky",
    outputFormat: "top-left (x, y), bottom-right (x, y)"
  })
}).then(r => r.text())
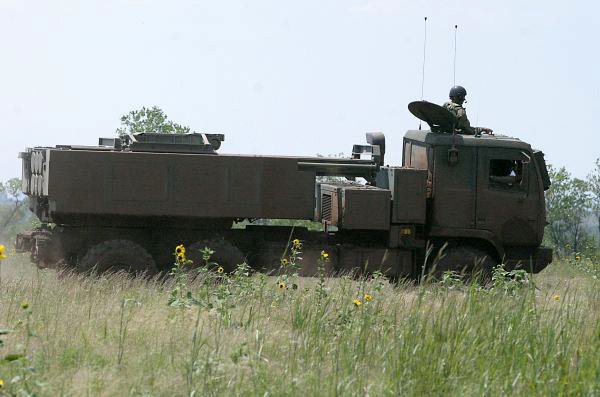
top-left (1, 0), bottom-right (598, 182)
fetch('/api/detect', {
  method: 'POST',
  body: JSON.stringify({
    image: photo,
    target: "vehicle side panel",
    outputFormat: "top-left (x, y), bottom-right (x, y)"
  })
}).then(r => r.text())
top-left (46, 150), bottom-right (316, 220)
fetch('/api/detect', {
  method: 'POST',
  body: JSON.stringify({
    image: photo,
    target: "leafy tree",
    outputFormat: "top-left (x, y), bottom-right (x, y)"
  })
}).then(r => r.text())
top-left (545, 166), bottom-right (591, 254)
top-left (588, 158), bottom-right (600, 238)
top-left (0, 178), bottom-right (31, 239)
top-left (116, 106), bottom-right (192, 136)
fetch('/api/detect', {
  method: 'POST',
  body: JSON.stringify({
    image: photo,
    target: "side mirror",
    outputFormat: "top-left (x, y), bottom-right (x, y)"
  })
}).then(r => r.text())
top-left (365, 132), bottom-right (386, 166)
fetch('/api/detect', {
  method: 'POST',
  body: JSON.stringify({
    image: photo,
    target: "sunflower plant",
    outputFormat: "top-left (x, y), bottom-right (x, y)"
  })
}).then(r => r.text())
top-left (168, 244), bottom-right (199, 308)
top-left (276, 238), bottom-right (304, 292)
top-left (0, 244), bottom-right (7, 289)
top-left (280, 238), bottom-right (303, 272)
top-left (315, 250), bottom-right (329, 300)
top-left (167, 244), bottom-right (241, 325)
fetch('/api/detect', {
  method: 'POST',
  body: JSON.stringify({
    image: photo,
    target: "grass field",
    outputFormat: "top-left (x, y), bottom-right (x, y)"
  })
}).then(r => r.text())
top-left (0, 251), bottom-right (599, 396)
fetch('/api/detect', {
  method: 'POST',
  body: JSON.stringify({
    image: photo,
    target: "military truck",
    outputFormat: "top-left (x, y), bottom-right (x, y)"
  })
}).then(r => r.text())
top-left (15, 102), bottom-right (552, 278)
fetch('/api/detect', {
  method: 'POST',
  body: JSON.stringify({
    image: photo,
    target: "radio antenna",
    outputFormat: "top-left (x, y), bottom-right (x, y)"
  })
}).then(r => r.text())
top-left (420, 17), bottom-right (428, 101)
top-left (453, 24), bottom-right (458, 86)
top-left (419, 16), bottom-right (428, 130)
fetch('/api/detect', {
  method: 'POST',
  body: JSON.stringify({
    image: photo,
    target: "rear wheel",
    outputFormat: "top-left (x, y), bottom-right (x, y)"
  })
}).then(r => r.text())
top-left (186, 238), bottom-right (245, 272)
top-left (78, 239), bottom-right (157, 276)
top-left (430, 245), bottom-right (497, 282)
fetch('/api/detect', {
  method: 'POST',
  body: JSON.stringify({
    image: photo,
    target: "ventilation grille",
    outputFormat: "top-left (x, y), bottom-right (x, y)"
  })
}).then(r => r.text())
top-left (321, 193), bottom-right (332, 221)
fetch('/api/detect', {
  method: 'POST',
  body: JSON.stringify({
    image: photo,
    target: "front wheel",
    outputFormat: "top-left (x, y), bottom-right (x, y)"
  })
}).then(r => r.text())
top-left (429, 245), bottom-right (497, 282)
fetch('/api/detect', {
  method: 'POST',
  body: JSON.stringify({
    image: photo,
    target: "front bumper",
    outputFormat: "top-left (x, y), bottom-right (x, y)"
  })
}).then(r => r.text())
top-left (505, 246), bottom-right (553, 273)
top-left (533, 246), bottom-right (553, 273)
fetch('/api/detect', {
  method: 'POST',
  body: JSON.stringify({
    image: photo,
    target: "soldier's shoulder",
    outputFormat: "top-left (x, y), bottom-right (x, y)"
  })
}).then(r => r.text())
top-left (443, 101), bottom-right (461, 110)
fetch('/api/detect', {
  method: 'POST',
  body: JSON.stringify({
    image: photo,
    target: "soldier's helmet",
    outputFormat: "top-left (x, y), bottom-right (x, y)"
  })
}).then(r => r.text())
top-left (449, 85), bottom-right (467, 98)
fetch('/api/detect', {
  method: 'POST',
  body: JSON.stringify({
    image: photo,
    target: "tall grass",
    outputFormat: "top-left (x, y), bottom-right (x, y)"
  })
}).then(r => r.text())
top-left (0, 254), bottom-right (598, 396)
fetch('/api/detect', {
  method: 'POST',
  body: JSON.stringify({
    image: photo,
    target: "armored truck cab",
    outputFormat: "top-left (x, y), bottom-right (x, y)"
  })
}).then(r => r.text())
top-left (16, 109), bottom-right (553, 279)
top-left (399, 130), bottom-right (551, 270)
top-left (312, 129), bottom-right (552, 277)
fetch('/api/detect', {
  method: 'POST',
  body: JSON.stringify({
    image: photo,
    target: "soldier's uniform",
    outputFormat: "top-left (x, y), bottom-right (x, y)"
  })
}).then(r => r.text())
top-left (443, 101), bottom-right (484, 135)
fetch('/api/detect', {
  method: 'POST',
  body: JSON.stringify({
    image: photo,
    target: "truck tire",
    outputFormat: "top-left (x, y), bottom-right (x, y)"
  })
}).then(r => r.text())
top-left (79, 239), bottom-right (157, 276)
top-left (187, 238), bottom-right (245, 272)
top-left (430, 246), bottom-right (497, 282)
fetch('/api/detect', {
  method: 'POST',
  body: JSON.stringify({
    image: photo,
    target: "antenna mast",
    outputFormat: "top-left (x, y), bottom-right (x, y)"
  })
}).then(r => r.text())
top-left (420, 17), bottom-right (428, 101)
top-left (453, 24), bottom-right (458, 86)
top-left (419, 17), bottom-right (428, 130)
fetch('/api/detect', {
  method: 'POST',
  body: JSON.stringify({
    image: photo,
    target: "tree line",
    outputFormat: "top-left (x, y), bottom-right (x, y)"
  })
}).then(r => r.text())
top-left (545, 159), bottom-right (600, 257)
top-left (0, 178), bottom-right (36, 241)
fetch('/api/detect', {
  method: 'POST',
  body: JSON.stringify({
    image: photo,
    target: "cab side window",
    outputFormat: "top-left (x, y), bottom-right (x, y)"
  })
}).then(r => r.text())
top-left (403, 140), bottom-right (430, 169)
top-left (410, 143), bottom-right (428, 169)
top-left (489, 159), bottom-right (525, 191)
top-left (403, 142), bottom-right (411, 167)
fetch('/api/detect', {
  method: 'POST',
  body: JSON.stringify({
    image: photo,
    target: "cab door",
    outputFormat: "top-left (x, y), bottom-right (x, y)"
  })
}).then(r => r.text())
top-left (476, 148), bottom-right (541, 246)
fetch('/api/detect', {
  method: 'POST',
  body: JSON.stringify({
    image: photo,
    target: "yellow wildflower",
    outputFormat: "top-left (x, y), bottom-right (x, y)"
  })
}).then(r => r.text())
top-left (0, 244), bottom-right (7, 260)
top-left (552, 294), bottom-right (560, 302)
top-left (320, 250), bottom-right (329, 260)
top-left (177, 253), bottom-right (186, 263)
top-left (280, 258), bottom-right (289, 266)
top-left (217, 266), bottom-right (224, 274)
top-left (175, 244), bottom-right (186, 255)
top-left (21, 300), bottom-right (29, 310)
top-left (575, 255), bottom-right (581, 261)
top-left (278, 281), bottom-right (286, 290)
top-left (0, 378), bottom-right (4, 387)
top-left (292, 239), bottom-right (302, 248)
top-left (364, 293), bottom-right (373, 302)
top-left (353, 299), bottom-right (362, 307)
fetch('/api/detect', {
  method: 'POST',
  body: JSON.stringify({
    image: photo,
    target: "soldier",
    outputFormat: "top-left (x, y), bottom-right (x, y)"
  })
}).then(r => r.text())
top-left (443, 86), bottom-right (493, 135)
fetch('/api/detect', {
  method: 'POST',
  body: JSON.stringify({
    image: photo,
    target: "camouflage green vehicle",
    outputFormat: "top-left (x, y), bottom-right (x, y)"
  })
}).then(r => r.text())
top-left (15, 102), bottom-right (552, 278)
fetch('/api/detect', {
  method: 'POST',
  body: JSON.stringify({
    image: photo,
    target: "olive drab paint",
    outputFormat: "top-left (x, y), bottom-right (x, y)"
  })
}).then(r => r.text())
top-left (15, 104), bottom-right (552, 277)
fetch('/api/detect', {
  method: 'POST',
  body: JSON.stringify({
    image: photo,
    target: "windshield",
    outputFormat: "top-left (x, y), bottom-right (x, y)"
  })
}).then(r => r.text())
top-left (533, 150), bottom-right (551, 191)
